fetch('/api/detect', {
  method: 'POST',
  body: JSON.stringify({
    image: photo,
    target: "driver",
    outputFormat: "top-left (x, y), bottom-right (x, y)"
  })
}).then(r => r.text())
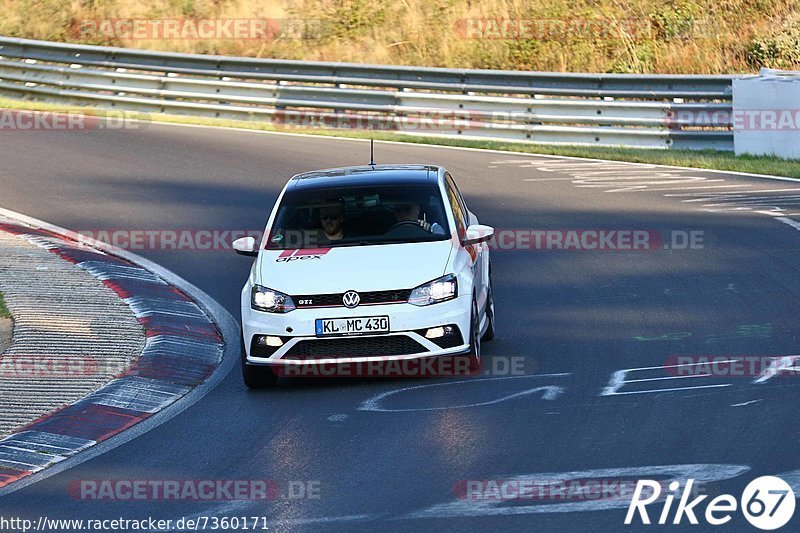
top-left (392, 202), bottom-right (445, 235)
top-left (319, 203), bottom-right (346, 241)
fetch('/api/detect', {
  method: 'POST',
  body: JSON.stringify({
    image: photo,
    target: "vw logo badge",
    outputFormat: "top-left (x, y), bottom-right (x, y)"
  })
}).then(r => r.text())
top-left (342, 290), bottom-right (360, 308)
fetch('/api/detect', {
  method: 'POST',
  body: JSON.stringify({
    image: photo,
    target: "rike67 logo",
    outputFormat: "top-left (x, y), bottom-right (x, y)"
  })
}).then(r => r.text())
top-left (626, 476), bottom-right (795, 530)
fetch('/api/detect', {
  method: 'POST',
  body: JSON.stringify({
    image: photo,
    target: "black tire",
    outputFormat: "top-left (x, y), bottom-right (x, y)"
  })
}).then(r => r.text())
top-left (481, 278), bottom-right (496, 342)
top-left (241, 338), bottom-right (279, 388)
top-left (468, 298), bottom-right (481, 372)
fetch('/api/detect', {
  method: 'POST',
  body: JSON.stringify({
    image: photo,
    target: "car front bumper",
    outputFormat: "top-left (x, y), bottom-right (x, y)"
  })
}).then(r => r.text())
top-left (242, 292), bottom-right (471, 366)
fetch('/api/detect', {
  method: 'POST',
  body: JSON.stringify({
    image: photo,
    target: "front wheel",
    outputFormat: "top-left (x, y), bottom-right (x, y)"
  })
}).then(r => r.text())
top-left (468, 298), bottom-right (481, 372)
top-left (481, 279), bottom-right (496, 342)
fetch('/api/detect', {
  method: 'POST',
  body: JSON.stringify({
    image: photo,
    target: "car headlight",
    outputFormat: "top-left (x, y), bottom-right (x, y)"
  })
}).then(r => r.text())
top-left (408, 274), bottom-right (458, 306)
top-left (251, 285), bottom-right (296, 313)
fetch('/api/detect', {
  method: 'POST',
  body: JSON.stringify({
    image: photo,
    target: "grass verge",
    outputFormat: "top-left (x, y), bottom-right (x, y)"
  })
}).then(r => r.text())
top-left (0, 291), bottom-right (10, 319)
top-left (2, 96), bottom-right (799, 178)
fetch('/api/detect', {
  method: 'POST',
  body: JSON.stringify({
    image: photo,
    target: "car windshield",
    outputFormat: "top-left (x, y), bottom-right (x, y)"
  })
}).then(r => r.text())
top-left (266, 184), bottom-right (451, 249)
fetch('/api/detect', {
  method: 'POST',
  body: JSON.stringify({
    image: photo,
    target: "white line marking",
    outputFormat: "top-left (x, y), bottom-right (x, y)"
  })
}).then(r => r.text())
top-left (163, 503), bottom-right (370, 531)
top-left (773, 469), bottom-right (800, 495)
top-left (619, 184), bottom-right (751, 193)
top-left (700, 206), bottom-right (754, 212)
top-left (754, 355), bottom-right (800, 383)
top-left (701, 198), bottom-right (800, 207)
top-left (607, 384), bottom-right (732, 396)
top-left (603, 180), bottom-right (720, 193)
top-left (573, 175), bottom-right (701, 183)
top-left (601, 370), bottom-right (627, 396)
top-left (613, 359), bottom-right (743, 373)
top-left (403, 464), bottom-right (750, 519)
top-left (358, 374), bottom-right (569, 413)
top-left (522, 177), bottom-right (583, 182)
top-left (677, 189), bottom-right (800, 200)
top-left (572, 170), bottom-right (686, 176)
top-left (701, 194), bottom-right (800, 202)
top-left (273, 514), bottom-right (371, 526)
top-left (777, 217), bottom-right (800, 232)
top-left (600, 360), bottom-right (745, 396)
top-left (623, 373), bottom-right (717, 384)
top-left (731, 400), bottom-right (762, 407)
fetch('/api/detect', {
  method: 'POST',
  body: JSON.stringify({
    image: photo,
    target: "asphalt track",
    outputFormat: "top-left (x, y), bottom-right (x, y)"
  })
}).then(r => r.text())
top-left (2, 123), bottom-right (800, 532)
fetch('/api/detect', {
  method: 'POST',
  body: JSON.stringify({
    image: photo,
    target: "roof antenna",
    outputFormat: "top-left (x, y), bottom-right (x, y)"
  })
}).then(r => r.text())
top-left (369, 139), bottom-right (376, 166)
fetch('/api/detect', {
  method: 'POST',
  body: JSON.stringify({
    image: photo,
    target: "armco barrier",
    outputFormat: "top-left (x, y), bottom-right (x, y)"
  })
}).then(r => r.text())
top-left (0, 36), bottom-right (750, 150)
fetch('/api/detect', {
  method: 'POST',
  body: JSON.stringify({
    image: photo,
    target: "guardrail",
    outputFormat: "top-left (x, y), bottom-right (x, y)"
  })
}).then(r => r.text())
top-left (0, 36), bottom-right (748, 150)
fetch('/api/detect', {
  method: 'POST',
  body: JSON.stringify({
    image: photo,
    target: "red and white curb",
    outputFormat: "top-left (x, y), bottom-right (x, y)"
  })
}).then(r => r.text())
top-left (0, 213), bottom-right (234, 491)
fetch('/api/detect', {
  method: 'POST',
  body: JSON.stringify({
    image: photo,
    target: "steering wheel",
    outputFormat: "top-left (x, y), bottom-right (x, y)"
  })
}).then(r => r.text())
top-left (385, 220), bottom-right (426, 233)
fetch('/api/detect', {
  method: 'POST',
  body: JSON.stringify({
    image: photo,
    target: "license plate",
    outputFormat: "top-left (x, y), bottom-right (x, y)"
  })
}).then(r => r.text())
top-left (315, 316), bottom-right (390, 336)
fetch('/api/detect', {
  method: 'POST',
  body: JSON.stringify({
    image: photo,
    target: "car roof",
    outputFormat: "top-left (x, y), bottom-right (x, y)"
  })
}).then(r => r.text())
top-left (289, 165), bottom-right (441, 190)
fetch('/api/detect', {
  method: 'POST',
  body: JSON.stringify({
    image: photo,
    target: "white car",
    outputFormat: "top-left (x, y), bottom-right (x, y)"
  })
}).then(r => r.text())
top-left (233, 164), bottom-right (495, 387)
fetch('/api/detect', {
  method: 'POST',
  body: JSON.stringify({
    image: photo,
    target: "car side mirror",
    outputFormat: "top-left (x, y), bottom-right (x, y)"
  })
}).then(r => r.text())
top-left (462, 224), bottom-right (494, 246)
top-left (232, 236), bottom-right (258, 257)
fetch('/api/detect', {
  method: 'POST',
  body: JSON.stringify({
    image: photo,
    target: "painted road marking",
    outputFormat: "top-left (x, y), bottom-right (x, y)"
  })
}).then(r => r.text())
top-left (777, 217), bottom-right (800, 232)
top-left (753, 356), bottom-right (800, 384)
top-left (602, 354), bottom-right (800, 395)
top-left (700, 194), bottom-right (800, 204)
top-left (358, 374), bottom-right (569, 413)
top-left (624, 184), bottom-right (752, 193)
top-left (403, 464), bottom-right (750, 519)
top-left (272, 515), bottom-right (372, 526)
top-left (666, 188), bottom-right (800, 198)
top-left (731, 400), bottom-right (763, 407)
top-left (500, 158), bottom-right (800, 220)
top-left (775, 469), bottom-right (800, 495)
top-left (162, 498), bottom-right (371, 531)
top-left (600, 362), bottom-right (738, 396)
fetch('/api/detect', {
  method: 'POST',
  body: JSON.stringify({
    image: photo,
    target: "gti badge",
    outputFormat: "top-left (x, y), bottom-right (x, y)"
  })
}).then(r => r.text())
top-left (342, 290), bottom-right (360, 309)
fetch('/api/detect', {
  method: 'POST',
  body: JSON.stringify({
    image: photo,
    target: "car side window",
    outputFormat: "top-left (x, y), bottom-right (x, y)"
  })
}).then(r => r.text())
top-left (445, 173), bottom-right (469, 220)
top-left (445, 177), bottom-right (467, 238)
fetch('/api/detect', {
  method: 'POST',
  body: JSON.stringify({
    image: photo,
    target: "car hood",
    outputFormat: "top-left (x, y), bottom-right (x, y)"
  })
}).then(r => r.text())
top-left (256, 240), bottom-right (453, 295)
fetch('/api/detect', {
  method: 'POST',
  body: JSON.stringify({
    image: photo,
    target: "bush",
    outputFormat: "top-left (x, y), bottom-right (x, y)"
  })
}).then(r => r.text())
top-left (747, 23), bottom-right (800, 69)
top-left (650, 1), bottom-right (702, 41)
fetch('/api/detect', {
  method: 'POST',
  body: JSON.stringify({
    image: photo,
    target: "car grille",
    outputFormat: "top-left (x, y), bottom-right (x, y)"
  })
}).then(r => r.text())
top-left (282, 335), bottom-right (427, 359)
top-left (293, 289), bottom-right (412, 308)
